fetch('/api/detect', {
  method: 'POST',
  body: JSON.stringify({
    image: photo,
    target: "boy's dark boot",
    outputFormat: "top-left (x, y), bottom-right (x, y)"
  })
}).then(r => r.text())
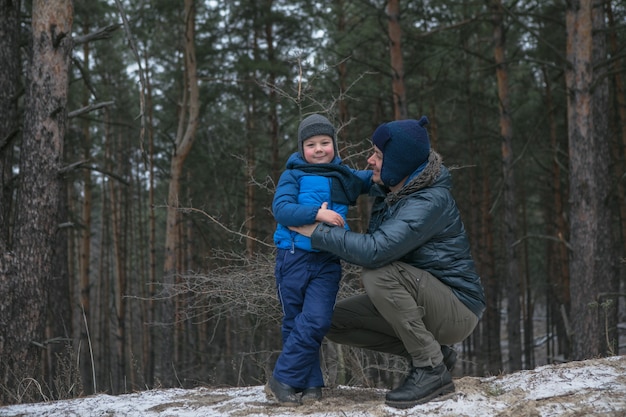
top-left (385, 362), bottom-right (455, 409)
top-left (441, 345), bottom-right (457, 372)
top-left (301, 386), bottom-right (322, 404)
top-left (264, 375), bottom-right (301, 406)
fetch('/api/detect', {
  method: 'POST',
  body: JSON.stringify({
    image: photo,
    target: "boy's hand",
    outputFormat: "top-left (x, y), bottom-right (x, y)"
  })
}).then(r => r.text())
top-left (315, 202), bottom-right (344, 227)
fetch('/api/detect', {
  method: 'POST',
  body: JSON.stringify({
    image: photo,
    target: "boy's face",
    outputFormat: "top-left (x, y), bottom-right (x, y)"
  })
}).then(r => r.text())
top-left (302, 135), bottom-right (334, 164)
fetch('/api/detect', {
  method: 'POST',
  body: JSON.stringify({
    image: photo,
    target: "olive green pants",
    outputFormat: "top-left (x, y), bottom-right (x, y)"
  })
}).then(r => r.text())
top-left (327, 262), bottom-right (478, 368)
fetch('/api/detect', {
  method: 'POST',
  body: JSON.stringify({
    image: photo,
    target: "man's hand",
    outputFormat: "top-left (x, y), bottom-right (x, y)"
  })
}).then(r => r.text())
top-left (289, 203), bottom-right (340, 237)
top-left (315, 202), bottom-right (344, 227)
top-left (289, 223), bottom-right (319, 237)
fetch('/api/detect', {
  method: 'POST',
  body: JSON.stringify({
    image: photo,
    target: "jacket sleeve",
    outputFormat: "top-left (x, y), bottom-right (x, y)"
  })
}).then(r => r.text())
top-left (352, 169), bottom-right (373, 194)
top-left (272, 170), bottom-right (319, 226)
top-left (309, 194), bottom-right (447, 268)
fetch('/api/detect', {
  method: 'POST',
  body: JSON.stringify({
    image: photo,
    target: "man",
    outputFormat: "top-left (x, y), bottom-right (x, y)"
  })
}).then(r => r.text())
top-left (290, 116), bottom-right (486, 409)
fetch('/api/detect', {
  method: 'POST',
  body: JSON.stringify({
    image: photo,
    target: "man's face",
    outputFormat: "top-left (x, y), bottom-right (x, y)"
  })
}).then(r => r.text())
top-left (367, 146), bottom-right (384, 185)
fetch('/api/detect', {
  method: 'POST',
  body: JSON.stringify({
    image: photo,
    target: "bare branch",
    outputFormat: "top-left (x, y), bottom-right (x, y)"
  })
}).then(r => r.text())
top-left (73, 24), bottom-right (120, 45)
top-left (175, 206), bottom-right (274, 248)
top-left (512, 233), bottom-right (572, 251)
top-left (68, 101), bottom-right (114, 119)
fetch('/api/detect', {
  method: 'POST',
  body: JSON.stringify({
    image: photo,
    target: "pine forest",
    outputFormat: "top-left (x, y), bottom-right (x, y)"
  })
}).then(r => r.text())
top-left (0, 0), bottom-right (625, 406)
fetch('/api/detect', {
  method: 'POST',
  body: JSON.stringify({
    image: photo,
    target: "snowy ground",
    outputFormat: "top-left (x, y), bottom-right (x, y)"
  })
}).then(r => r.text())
top-left (1, 355), bottom-right (625, 417)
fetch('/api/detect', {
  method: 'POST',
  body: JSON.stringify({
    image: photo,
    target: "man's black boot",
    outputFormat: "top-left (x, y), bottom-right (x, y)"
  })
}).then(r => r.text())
top-left (441, 345), bottom-right (457, 372)
top-left (264, 375), bottom-right (301, 406)
top-left (385, 363), bottom-right (455, 409)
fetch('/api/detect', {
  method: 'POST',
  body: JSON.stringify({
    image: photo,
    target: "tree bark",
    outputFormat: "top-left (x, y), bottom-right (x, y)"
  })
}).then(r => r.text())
top-left (108, 132), bottom-right (127, 394)
top-left (491, 0), bottom-right (522, 371)
top-left (78, 19), bottom-right (95, 394)
top-left (541, 66), bottom-right (571, 361)
top-left (144, 51), bottom-right (157, 387)
top-left (265, 0), bottom-right (280, 187)
top-left (0, 0), bottom-right (20, 246)
top-left (590, 0), bottom-right (618, 356)
top-left (0, 0), bottom-right (73, 403)
top-left (159, 0), bottom-right (200, 386)
top-left (566, 0), bottom-right (615, 360)
top-left (607, 4), bottom-right (626, 337)
top-left (386, 0), bottom-right (407, 120)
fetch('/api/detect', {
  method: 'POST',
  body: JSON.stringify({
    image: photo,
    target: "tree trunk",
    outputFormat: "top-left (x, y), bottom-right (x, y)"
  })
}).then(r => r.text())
top-left (0, 0), bottom-right (73, 404)
top-left (78, 19), bottom-right (95, 394)
top-left (607, 4), bottom-right (626, 353)
top-left (566, 0), bottom-right (615, 360)
top-left (386, 0), bottom-right (407, 120)
top-left (541, 66), bottom-right (571, 361)
top-left (245, 105), bottom-right (257, 257)
top-left (144, 51), bottom-right (156, 387)
top-left (108, 133), bottom-right (127, 394)
top-left (0, 0), bottom-right (20, 246)
top-left (45, 179), bottom-right (72, 399)
top-left (520, 185), bottom-right (534, 369)
top-left (590, 0), bottom-right (618, 355)
top-left (265, 0), bottom-right (280, 186)
top-left (480, 158), bottom-right (500, 375)
top-left (491, 0), bottom-right (521, 371)
top-left (159, 0), bottom-right (199, 386)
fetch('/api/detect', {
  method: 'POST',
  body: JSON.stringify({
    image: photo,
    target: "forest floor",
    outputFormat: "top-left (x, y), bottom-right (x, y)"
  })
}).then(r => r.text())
top-left (1, 355), bottom-right (625, 416)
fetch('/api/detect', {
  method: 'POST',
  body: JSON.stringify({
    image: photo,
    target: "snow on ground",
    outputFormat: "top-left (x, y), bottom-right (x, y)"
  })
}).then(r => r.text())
top-left (1, 355), bottom-right (625, 417)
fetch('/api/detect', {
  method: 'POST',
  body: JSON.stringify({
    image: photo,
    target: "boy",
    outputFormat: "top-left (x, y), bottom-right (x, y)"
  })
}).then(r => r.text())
top-left (266, 114), bottom-right (372, 406)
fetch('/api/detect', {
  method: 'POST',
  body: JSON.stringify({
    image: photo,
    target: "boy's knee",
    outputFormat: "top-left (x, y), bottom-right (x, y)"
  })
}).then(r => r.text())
top-left (303, 312), bottom-right (332, 337)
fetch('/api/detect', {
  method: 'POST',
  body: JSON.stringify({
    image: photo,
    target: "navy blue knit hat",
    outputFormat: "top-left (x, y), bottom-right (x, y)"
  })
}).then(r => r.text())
top-left (371, 116), bottom-right (431, 187)
top-left (297, 114), bottom-right (337, 159)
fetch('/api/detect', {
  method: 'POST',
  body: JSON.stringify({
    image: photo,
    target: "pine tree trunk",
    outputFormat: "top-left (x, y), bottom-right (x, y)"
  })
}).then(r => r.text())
top-left (541, 66), bottom-right (571, 361)
top-left (245, 17), bottom-right (259, 258)
top-left (0, 0), bottom-right (20, 244)
top-left (491, 0), bottom-right (522, 372)
top-left (108, 138), bottom-right (127, 393)
top-left (145, 52), bottom-right (157, 387)
top-left (566, 0), bottom-right (615, 360)
top-left (159, 0), bottom-right (199, 386)
top-left (590, 0), bottom-right (618, 355)
top-left (386, 0), bottom-right (407, 120)
top-left (78, 20), bottom-right (95, 394)
top-left (606, 4), bottom-right (626, 354)
top-left (0, 0), bottom-right (73, 404)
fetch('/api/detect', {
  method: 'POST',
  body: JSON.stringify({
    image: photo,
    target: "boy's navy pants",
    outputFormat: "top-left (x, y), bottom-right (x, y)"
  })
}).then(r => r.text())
top-left (272, 248), bottom-right (341, 389)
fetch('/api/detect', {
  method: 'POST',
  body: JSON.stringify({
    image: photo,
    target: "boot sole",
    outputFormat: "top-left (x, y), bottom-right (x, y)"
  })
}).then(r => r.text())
top-left (385, 381), bottom-right (455, 409)
top-left (264, 382), bottom-right (301, 407)
top-left (301, 396), bottom-right (322, 405)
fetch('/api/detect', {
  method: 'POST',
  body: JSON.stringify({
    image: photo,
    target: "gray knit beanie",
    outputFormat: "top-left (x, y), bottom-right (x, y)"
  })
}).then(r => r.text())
top-left (297, 114), bottom-right (337, 159)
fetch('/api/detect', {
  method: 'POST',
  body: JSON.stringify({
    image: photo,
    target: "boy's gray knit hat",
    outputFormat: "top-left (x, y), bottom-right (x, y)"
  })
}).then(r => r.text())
top-left (297, 114), bottom-right (338, 158)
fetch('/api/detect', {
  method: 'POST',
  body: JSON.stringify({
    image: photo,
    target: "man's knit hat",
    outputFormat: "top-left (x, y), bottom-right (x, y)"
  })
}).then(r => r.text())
top-left (371, 116), bottom-right (431, 187)
top-left (297, 114), bottom-right (337, 159)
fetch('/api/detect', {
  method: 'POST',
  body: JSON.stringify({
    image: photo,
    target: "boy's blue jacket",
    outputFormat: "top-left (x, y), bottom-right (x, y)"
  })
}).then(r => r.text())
top-left (273, 153), bottom-right (372, 252)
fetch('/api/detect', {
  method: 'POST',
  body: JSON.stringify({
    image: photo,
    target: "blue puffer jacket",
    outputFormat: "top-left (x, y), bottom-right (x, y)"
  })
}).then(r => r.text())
top-left (273, 153), bottom-right (372, 252)
top-left (310, 152), bottom-right (486, 318)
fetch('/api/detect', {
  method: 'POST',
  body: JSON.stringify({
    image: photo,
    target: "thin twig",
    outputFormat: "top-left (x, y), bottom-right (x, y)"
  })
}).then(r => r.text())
top-left (173, 206), bottom-right (274, 248)
top-left (81, 304), bottom-right (97, 394)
